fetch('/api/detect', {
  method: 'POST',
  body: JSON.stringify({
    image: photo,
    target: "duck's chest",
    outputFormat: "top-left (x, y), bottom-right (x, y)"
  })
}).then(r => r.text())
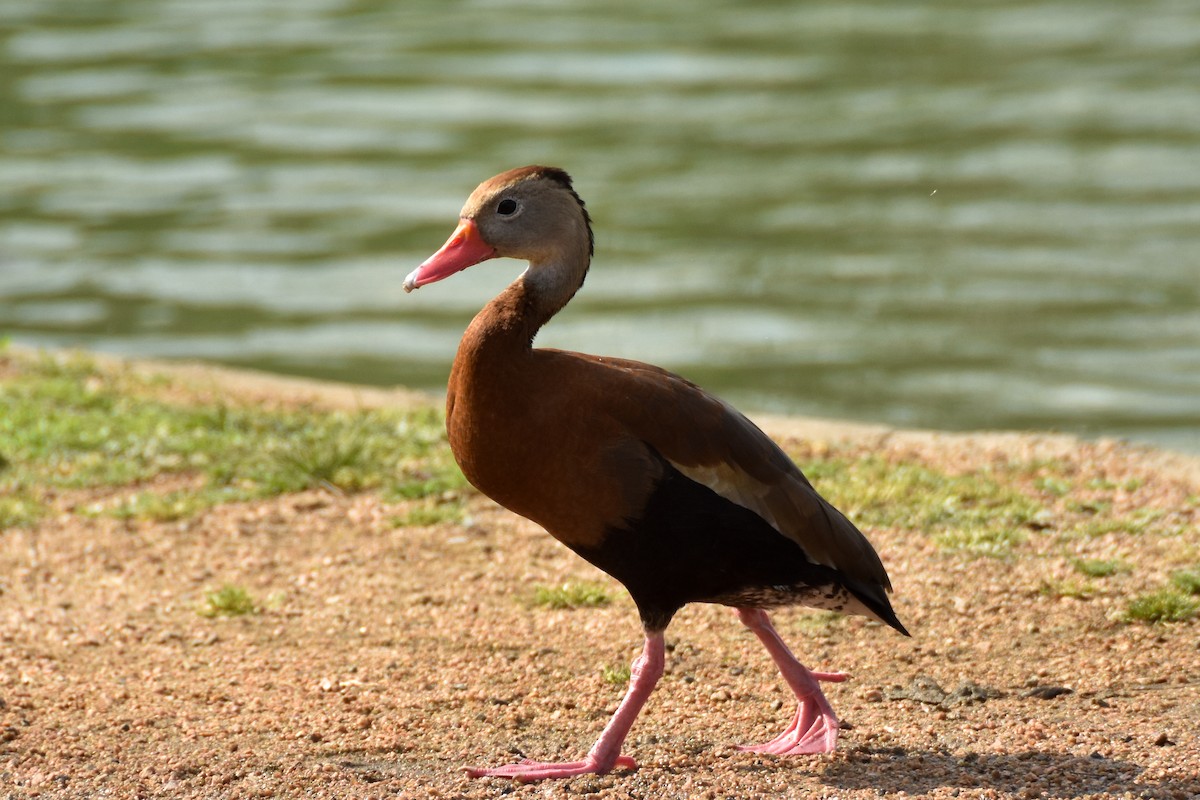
top-left (445, 368), bottom-right (541, 496)
top-left (443, 351), bottom-right (651, 550)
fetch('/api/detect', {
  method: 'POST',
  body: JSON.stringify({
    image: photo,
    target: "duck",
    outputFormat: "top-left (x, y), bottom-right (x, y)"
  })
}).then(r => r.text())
top-left (403, 165), bottom-right (907, 781)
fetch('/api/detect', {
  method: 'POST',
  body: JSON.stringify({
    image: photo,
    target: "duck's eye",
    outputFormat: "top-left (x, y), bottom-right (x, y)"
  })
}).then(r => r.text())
top-left (496, 198), bottom-right (519, 216)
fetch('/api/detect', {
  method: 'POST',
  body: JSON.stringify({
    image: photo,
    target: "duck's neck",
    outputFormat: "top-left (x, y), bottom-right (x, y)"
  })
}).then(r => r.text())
top-left (519, 250), bottom-right (590, 332)
top-left (464, 250), bottom-right (590, 356)
top-left (446, 252), bottom-right (588, 441)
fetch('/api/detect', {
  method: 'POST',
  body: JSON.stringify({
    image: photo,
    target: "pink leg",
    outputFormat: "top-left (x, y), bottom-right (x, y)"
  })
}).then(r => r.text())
top-left (735, 608), bottom-right (847, 755)
top-left (466, 631), bottom-right (665, 781)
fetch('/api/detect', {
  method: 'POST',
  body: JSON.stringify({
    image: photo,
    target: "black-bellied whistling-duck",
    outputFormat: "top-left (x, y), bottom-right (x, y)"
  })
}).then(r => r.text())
top-left (404, 166), bottom-right (907, 781)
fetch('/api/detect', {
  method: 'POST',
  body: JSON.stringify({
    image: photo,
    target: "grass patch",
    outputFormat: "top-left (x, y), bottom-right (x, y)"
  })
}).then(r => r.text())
top-left (932, 527), bottom-right (1027, 558)
top-left (1034, 476), bottom-right (1073, 497)
top-left (1170, 567), bottom-right (1200, 595)
top-left (530, 582), bottom-right (612, 610)
top-left (1040, 578), bottom-right (1095, 600)
top-left (1066, 508), bottom-right (1166, 539)
top-left (270, 418), bottom-right (373, 492)
top-left (1122, 589), bottom-right (1199, 624)
top-left (0, 496), bottom-right (43, 529)
top-left (1071, 558), bottom-right (1130, 579)
top-left (393, 499), bottom-right (465, 527)
top-left (1086, 476), bottom-right (1145, 492)
top-left (601, 663), bottom-right (631, 686)
top-left (199, 584), bottom-right (258, 618)
top-left (103, 489), bottom-right (213, 522)
top-left (0, 350), bottom-right (465, 522)
top-left (799, 455), bottom-right (1042, 558)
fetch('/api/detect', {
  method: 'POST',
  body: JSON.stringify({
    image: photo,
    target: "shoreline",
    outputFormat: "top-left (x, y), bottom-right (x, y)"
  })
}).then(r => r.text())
top-left (66, 344), bottom-right (1200, 484)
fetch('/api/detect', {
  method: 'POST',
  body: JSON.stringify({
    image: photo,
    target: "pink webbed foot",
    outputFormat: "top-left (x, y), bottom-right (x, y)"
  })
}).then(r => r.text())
top-left (467, 632), bottom-right (665, 782)
top-left (734, 608), bottom-right (849, 755)
top-left (737, 669), bottom-right (847, 755)
top-left (465, 754), bottom-right (637, 782)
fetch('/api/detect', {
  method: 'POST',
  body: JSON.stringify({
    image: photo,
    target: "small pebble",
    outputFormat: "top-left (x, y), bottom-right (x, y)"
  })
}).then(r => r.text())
top-left (1022, 685), bottom-right (1073, 700)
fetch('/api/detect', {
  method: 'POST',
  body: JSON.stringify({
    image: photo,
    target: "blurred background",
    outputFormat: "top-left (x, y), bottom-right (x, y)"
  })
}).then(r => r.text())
top-left (1, 0), bottom-right (1198, 452)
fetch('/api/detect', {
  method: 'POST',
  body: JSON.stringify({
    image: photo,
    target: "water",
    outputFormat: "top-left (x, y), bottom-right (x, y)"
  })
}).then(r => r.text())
top-left (2, 0), bottom-right (1199, 453)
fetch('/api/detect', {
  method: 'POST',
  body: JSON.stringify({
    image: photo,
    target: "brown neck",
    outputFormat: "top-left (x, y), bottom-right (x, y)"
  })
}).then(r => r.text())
top-left (458, 248), bottom-right (591, 361)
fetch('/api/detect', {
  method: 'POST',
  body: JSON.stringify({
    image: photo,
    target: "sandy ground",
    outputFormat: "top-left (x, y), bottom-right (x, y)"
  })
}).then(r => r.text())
top-left (2, 360), bottom-right (1198, 799)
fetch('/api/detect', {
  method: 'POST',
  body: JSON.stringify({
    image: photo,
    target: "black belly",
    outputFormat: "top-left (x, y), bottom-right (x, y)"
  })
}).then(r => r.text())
top-left (570, 464), bottom-right (902, 633)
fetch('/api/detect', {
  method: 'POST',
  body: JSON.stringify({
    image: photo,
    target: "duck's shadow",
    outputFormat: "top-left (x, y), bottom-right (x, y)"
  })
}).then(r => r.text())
top-left (818, 745), bottom-right (1198, 798)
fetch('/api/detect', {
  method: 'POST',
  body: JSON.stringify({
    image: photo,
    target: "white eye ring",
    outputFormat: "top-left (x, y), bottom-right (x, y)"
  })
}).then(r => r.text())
top-left (496, 198), bottom-right (520, 216)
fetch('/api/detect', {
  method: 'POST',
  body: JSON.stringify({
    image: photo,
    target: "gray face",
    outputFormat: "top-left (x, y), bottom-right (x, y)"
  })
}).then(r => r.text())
top-left (464, 175), bottom-right (590, 266)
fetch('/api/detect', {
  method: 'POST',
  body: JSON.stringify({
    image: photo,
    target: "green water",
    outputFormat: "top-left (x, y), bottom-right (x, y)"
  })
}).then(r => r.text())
top-left (2, 0), bottom-right (1198, 452)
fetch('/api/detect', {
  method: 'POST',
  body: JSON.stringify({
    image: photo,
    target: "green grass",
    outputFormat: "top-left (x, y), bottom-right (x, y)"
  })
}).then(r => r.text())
top-left (1170, 567), bottom-right (1200, 595)
top-left (1086, 476), bottom-right (1145, 493)
top-left (103, 489), bottom-right (213, 522)
top-left (1039, 578), bottom-right (1096, 600)
top-left (601, 663), bottom-right (631, 686)
top-left (1064, 508), bottom-right (1166, 539)
top-left (392, 499), bottom-right (466, 528)
top-left (1034, 476), bottom-right (1073, 497)
top-left (530, 582), bottom-right (613, 610)
top-left (0, 496), bottom-right (40, 529)
top-left (932, 526), bottom-right (1028, 558)
top-left (1122, 589), bottom-right (1200, 624)
top-left (1071, 558), bottom-right (1130, 579)
top-left (801, 455), bottom-right (1042, 558)
top-left (0, 350), bottom-right (465, 525)
top-left (199, 584), bottom-right (258, 618)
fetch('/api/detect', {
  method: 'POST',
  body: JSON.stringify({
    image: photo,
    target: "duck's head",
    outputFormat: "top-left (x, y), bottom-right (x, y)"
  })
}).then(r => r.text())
top-left (404, 165), bottom-right (593, 293)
